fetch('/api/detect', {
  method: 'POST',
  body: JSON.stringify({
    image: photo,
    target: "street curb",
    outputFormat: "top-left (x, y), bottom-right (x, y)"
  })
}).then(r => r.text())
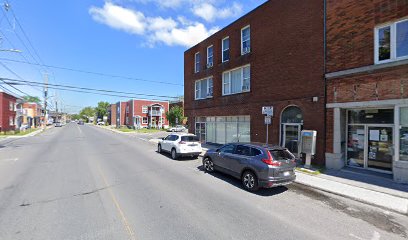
top-left (0, 127), bottom-right (47, 139)
top-left (294, 173), bottom-right (408, 215)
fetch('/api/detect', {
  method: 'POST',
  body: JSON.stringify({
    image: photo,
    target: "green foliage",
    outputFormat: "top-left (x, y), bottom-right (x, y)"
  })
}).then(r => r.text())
top-left (70, 114), bottom-right (81, 120)
top-left (95, 101), bottom-right (110, 119)
top-left (165, 106), bottom-right (186, 127)
top-left (79, 107), bottom-right (96, 122)
top-left (23, 96), bottom-right (41, 103)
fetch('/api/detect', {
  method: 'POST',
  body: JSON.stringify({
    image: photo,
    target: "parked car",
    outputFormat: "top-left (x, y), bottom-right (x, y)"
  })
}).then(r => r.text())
top-left (158, 133), bottom-right (202, 159)
top-left (78, 120), bottom-right (84, 125)
top-left (97, 121), bottom-right (105, 125)
top-left (55, 122), bottom-right (62, 127)
top-left (167, 125), bottom-right (187, 132)
top-left (202, 143), bottom-right (296, 192)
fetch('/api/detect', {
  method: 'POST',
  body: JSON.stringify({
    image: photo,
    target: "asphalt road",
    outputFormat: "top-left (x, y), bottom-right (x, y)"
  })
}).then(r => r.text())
top-left (0, 123), bottom-right (407, 240)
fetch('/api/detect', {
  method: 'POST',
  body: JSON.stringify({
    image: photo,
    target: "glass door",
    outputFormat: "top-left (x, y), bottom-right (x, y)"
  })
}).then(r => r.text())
top-left (367, 126), bottom-right (393, 171)
top-left (283, 124), bottom-right (301, 156)
top-left (347, 125), bottom-right (365, 168)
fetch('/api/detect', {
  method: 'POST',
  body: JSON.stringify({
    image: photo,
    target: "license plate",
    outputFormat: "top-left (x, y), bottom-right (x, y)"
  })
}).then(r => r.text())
top-left (283, 171), bottom-right (290, 176)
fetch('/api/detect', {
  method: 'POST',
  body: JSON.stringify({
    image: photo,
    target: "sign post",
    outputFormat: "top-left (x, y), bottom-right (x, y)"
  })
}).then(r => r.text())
top-left (262, 106), bottom-right (273, 146)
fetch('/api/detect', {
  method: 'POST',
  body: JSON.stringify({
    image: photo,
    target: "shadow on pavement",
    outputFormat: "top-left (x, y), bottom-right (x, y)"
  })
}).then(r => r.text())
top-left (156, 151), bottom-right (200, 161)
top-left (196, 165), bottom-right (289, 197)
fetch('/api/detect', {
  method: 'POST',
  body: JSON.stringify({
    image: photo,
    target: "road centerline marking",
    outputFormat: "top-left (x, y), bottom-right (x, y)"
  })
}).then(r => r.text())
top-left (96, 164), bottom-right (136, 240)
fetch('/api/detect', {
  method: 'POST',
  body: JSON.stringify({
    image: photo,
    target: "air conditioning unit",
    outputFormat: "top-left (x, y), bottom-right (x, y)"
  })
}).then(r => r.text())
top-left (242, 85), bottom-right (250, 92)
top-left (243, 47), bottom-right (251, 54)
top-left (207, 62), bottom-right (213, 68)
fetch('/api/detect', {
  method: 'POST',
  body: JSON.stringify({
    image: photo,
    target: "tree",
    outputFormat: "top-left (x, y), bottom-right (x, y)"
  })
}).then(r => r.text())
top-left (23, 96), bottom-right (41, 103)
top-left (70, 114), bottom-right (80, 120)
top-left (95, 101), bottom-right (110, 120)
top-left (165, 106), bottom-right (186, 127)
top-left (79, 107), bottom-right (96, 123)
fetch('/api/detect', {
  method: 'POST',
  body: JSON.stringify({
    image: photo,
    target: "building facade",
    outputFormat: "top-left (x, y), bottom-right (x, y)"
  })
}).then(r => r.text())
top-left (125, 99), bottom-right (169, 129)
top-left (325, 0), bottom-right (408, 182)
top-left (115, 102), bottom-right (127, 126)
top-left (22, 102), bottom-right (42, 128)
top-left (0, 91), bottom-right (18, 132)
top-left (184, 0), bottom-right (325, 164)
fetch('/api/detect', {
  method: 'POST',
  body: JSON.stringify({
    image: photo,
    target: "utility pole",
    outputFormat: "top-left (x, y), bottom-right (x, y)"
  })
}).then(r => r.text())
top-left (43, 73), bottom-right (48, 129)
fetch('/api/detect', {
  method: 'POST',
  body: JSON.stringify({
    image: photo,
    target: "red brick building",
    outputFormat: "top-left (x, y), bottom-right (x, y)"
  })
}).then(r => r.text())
top-left (125, 99), bottom-right (169, 128)
top-left (115, 102), bottom-right (127, 126)
top-left (0, 91), bottom-right (17, 132)
top-left (108, 103), bottom-right (117, 126)
top-left (325, 0), bottom-right (408, 182)
top-left (184, 0), bottom-right (325, 164)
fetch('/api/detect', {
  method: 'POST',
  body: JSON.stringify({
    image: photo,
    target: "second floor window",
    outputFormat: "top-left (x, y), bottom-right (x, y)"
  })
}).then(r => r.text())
top-left (142, 106), bottom-right (148, 113)
top-left (9, 101), bottom-right (14, 111)
top-left (195, 52), bottom-right (200, 73)
top-left (241, 25), bottom-right (250, 55)
top-left (207, 45), bottom-right (213, 68)
top-left (222, 37), bottom-right (230, 62)
top-left (222, 65), bottom-right (250, 95)
top-left (195, 77), bottom-right (213, 100)
top-left (375, 19), bottom-right (408, 64)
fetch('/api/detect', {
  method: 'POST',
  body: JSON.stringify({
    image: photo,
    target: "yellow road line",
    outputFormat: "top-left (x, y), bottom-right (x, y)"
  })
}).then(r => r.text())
top-left (97, 164), bottom-right (136, 240)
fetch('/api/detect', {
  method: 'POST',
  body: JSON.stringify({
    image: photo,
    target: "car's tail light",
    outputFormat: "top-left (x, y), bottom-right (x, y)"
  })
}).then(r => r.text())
top-left (179, 141), bottom-right (186, 144)
top-left (262, 151), bottom-right (282, 166)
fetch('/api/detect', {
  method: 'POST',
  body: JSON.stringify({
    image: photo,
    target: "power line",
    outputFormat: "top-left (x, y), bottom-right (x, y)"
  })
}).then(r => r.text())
top-left (2, 78), bottom-right (179, 99)
top-left (0, 58), bottom-right (184, 86)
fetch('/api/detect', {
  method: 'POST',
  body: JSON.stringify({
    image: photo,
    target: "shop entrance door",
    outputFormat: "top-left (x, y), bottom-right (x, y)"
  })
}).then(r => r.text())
top-left (347, 125), bottom-right (393, 172)
top-left (282, 124), bottom-right (301, 156)
top-left (367, 126), bottom-right (393, 172)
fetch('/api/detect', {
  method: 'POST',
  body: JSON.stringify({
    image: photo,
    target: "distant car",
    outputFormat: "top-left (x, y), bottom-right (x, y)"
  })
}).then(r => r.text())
top-left (202, 143), bottom-right (297, 192)
top-left (158, 133), bottom-right (202, 160)
top-left (78, 120), bottom-right (84, 125)
top-left (168, 125), bottom-right (187, 132)
top-left (55, 122), bottom-right (62, 127)
top-left (97, 121), bottom-right (105, 125)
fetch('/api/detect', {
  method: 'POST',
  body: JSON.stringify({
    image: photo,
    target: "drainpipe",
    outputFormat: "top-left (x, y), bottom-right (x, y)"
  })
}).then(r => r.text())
top-left (323, 0), bottom-right (328, 165)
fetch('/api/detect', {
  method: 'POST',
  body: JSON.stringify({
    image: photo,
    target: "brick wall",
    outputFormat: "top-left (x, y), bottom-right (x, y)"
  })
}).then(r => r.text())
top-left (327, 0), bottom-right (408, 73)
top-left (184, 0), bottom-right (325, 164)
top-left (0, 92), bottom-right (17, 131)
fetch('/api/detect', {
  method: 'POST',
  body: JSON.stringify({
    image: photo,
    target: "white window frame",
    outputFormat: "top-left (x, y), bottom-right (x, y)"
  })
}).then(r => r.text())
top-left (207, 45), bottom-right (213, 68)
top-left (222, 37), bottom-right (230, 62)
top-left (194, 52), bottom-right (200, 73)
top-left (222, 65), bottom-right (251, 96)
top-left (375, 18), bottom-right (408, 64)
top-left (142, 106), bottom-right (148, 114)
top-left (241, 25), bottom-right (251, 55)
top-left (142, 117), bottom-right (148, 124)
top-left (9, 101), bottom-right (13, 111)
top-left (195, 77), bottom-right (213, 100)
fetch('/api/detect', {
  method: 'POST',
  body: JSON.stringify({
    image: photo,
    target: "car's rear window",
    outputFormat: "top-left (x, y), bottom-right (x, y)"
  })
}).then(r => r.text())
top-left (269, 149), bottom-right (294, 160)
top-left (181, 136), bottom-right (199, 142)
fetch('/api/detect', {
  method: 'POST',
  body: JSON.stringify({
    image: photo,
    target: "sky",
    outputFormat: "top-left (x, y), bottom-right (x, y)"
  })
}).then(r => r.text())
top-left (0, 0), bottom-right (266, 113)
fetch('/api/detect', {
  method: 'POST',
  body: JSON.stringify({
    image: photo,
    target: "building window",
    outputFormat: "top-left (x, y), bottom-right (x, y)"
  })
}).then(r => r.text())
top-left (142, 106), bottom-right (148, 113)
top-left (195, 77), bottom-right (213, 100)
top-left (222, 37), bottom-right (230, 62)
top-left (207, 45), bottom-right (213, 68)
top-left (9, 101), bottom-right (13, 111)
top-left (9, 116), bottom-right (13, 125)
top-left (142, 117), bottom-right (148, 124)
top-left (375, 19), bottom-right (408, 64)
top-left (194, 52), bottom-right (200, 73)
top-left (222, 65), bottom-right (250, 96)
top-left (241, 25), bottom-right (250, 55)
top-left (126, 106), bottom-right (129, 113)
top-left (400, 107), bottom-right (408, 161)
top-left (160, 117), bottom-right (165, 124)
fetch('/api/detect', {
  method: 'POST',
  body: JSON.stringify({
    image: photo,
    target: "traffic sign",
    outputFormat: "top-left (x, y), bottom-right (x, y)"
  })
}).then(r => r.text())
top-left (265, 116), bottom-right (271, 125)
top-left (262, 106), bottom-right (273, 116)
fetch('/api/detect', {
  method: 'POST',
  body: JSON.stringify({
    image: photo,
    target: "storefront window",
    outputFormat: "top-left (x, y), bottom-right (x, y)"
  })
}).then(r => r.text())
top-left (400, 107), bottom-right (408, 161)
top-left (348, 109), bottom-right (393, 124)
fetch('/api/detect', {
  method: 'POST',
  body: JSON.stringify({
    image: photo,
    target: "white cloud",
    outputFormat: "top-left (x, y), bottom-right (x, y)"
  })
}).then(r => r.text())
top-left (192, 2), bottom-right (243, 22)
top-left (89, 2), bottom-right (219, 48)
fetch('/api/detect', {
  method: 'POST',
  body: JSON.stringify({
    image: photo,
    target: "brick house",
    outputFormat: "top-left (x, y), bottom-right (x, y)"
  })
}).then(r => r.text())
top-left (184, 0), bottom-right (325, 164)
top-left (125, 99), bottom-right (169, 128)
top-left (115, 102), bottom-right (127, 126)
top-left (108, 103), bottom-right (116, 126)
top-left (0, 91), bottom-right (18, 132)
top-left (325, 0), bottom-right (408, 182)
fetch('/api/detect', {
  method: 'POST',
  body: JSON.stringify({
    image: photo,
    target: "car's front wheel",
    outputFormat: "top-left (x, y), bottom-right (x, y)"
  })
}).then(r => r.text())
top-left (171, 148), bottom-right (178, 160)
top-left (158, 144), bottom-right (162, 153)
top-left (242, 171), bottom-right (259, 192)
top-left (203, 157), bottom-right (214, 172)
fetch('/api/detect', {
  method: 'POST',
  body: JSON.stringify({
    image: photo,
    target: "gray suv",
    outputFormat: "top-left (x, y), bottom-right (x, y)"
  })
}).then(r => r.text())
top-left (203, 143), bottom-right (296, 191)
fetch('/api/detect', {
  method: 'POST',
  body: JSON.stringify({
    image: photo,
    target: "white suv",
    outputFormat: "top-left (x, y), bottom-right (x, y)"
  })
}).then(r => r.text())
top-left (158, 133), bottom-right (202, 159)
